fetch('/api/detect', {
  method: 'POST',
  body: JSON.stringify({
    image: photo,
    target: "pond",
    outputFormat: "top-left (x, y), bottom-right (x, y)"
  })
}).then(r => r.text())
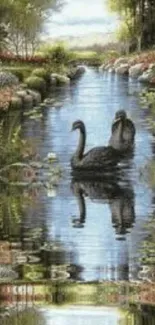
top-left (1, 67), bottom-right (155, 323)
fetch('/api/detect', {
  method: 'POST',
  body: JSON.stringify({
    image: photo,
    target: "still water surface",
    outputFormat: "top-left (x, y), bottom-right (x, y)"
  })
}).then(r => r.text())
top-left (22, 67), bottom-right (154, 281)
top-left (1, 67), bottom-right (155, 323)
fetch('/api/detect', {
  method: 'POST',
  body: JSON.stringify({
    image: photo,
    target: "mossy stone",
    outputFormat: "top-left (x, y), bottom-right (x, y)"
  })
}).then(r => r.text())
top-left (25, 76), bottom-right (46, 97)
top-left (10, 96), bottom-right (22, 110)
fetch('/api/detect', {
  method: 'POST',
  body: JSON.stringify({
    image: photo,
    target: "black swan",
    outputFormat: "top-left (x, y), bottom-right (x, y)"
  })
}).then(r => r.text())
top-left (71, 120), bottom-right (121, 171)
top-left (109, 110), bottom-right (136, 152)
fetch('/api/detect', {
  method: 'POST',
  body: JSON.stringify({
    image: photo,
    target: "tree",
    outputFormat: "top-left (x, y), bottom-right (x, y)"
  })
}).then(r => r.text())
top-left (1, 0), bottom-right (64, 57)
top-left (0, 0), bottom-right (12, 50)
top-left (116, 21), bottom-right (133, 54)
top-left (106, 0), bottom-right (155, 50)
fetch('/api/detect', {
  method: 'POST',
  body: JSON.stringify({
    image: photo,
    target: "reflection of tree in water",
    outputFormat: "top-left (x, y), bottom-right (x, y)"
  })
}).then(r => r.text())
top-left (120, 304), bottom-right (155, 325)
top-left (138, 212), bottom-right (155, 282)
top-left (0, 185), bottom-right (82, 283)
top-left (0, 307), bottom-right (45, 325)
top-left (71, 178), bottom-right (135, 236)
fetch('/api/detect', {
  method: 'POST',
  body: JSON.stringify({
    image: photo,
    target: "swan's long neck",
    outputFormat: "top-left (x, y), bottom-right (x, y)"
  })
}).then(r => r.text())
top-left (74, 185), bottom-right (86, 225)
top-left (118, 119), bottom-right (124, 142)
top-left (77, 188), bottom-right (86, 224)
top-left (114, 119), bottom-right (124, 149)
top-left (75, 126), bottom-right (86, 160)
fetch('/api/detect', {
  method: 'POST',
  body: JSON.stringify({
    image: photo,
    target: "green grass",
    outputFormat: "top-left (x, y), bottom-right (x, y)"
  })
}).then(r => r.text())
top-left (1, 66), bottom-right (33, 81)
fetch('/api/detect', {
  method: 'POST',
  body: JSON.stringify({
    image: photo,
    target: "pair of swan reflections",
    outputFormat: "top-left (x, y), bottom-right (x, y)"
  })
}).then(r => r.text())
top-left (71, 176), bottom-right (135, 237)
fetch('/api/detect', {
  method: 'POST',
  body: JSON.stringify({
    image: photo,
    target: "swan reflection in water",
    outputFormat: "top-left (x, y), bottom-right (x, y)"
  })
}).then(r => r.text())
top-left (71, 178), bottom-right (135, 236)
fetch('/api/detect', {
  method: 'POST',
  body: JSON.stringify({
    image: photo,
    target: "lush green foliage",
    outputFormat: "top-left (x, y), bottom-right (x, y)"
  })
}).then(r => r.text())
top-left (72, 51), bottom-right (102, 66)
top-left (1, 67), bottom-right (32, 81)
top-left (38, 43), bottom-right (76, 66)
top-left (107, 0), bottom-right (155, 51)
top-left (74, 50), bottom-right (119, 65)
top-left (0, 0), bottom-right (63, 57)
top-left (25, 76), bottom-right (46, 95)
top-left (31, 68), bottom-right (51, 83)
top-left (0, 115), bottom-right (25, 168)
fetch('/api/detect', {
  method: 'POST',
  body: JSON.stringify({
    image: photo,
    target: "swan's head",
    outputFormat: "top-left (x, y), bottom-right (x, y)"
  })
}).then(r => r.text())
top-left (71, 120), bottom-right (85, 132)
top-left (114, 110), bottom-right (127, 123)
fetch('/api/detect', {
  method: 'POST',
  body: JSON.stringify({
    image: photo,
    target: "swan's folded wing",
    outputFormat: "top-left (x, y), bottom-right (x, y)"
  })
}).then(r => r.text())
top-left (83, 146), bottom-right (120, 168)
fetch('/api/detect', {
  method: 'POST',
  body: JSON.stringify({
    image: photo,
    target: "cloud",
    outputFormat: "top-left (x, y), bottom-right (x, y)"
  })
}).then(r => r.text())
top-left (51, 17), bottom-right (115, 26)
top-left (45, 0), bottom-right (119, 37)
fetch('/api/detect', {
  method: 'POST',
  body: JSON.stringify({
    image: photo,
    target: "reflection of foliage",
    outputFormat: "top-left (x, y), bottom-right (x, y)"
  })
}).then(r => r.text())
top-left (0, 117), bottom-right (22, 167)
top-left (123, 304), bottom-right (155, 325)
top-left (0, 186), bottom-right (35, 240)
top-left (140, 90), bottom-right (155, 131)
top-left (139, 216), bottom-right (155, 265)
top-left (23, 264), bottom-right (45, 281)
top-left (0, 113), bottom-right (35, 167)
top-left (139, 160), bottom-right (155, 189)
top-left (0, 192), bottom-right (21, 238)
top-left (0, 113), bottom-right (38, 185)
top-left (0, 308), bottom-right (45, 325)
top-left (28, 228), bottom-right (43, 241)
top-left (138, 214), bottom-right (155, 282)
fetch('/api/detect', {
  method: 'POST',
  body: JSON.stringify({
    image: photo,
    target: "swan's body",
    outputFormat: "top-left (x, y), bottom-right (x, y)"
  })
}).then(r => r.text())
top-left (109, 110), bottom-right (135, 152)
top-left (71, 120), bottom-right (121, 171)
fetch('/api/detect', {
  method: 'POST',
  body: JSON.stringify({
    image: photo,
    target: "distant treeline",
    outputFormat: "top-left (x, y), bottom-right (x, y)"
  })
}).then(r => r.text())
top-left (72, 42), bottom-right (120, 54)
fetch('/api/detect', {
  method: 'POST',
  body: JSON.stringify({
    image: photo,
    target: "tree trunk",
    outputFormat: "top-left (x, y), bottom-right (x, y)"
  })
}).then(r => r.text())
top-left (137, 35), bottom-right (142, 52)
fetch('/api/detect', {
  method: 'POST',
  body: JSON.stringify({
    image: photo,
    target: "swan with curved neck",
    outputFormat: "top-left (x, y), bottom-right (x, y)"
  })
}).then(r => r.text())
top-left (109, 110), bottom-right (135, 152)
top-left (71, 120), bottom-right (121, 171)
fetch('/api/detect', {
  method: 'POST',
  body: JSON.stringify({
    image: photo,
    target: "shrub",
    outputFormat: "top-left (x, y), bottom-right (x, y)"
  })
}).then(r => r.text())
top-left (24, 76), bottom-right (46, 96)
top-left (2, 67), bottom-right (32, 81)
top-left (31, 68), bottom-right (50, 83)
top-left (0, 52), bottom-right (48, 65)
top-left (74, 51), bottom-right (103, 66)
top-left (43, 44), bottom-right (75, 65)
top-left (0, 86), bottom-right (17, 111)
top-left (0, 71), bottom-right (19, 87)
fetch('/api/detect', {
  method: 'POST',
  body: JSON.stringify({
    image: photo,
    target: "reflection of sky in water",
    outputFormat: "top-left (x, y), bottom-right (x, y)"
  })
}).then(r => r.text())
top-left (23, 68), bottom-right (154, 281)
top-left (43, 307), bottom-right (121, 325)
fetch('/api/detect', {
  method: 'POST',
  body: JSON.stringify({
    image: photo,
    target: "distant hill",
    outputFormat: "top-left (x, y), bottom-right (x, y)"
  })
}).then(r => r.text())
top-left (44, 32), bottom-right (117, 49)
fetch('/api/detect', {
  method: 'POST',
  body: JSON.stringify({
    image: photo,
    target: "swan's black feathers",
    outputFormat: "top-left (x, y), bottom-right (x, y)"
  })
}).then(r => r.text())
top-left (72, 146), bottom-right (120, 170)
top-left (83, 146), bottom-right (119, 166)
top-left (71, 120), bottom-right (122, 171)
top-left (112, 118), bottom-right (135, 137)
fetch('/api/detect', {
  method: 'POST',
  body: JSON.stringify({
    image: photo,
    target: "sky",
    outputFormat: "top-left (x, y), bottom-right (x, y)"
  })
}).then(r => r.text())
top-left (46, 0), bottom-right (119, 38)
